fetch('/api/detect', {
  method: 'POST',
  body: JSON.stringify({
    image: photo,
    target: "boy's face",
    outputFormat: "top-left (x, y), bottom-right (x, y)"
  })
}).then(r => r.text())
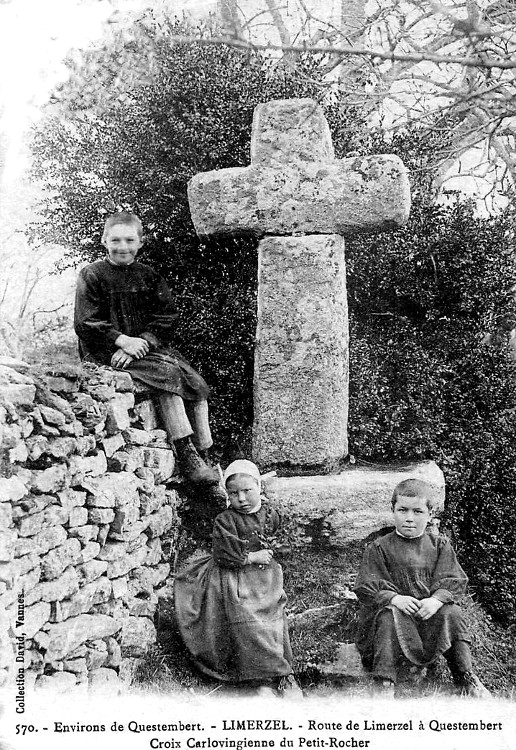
top-left (103, 223), bottom-right (143, 266)
top-left (226, 475), bottom-right (261, 514)
top-left (393, 495), bottom-right (431, 538)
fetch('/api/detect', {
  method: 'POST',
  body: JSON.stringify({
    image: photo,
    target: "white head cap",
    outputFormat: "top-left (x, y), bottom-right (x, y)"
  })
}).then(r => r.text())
top-left (223, 459), bottom-right (261, 487)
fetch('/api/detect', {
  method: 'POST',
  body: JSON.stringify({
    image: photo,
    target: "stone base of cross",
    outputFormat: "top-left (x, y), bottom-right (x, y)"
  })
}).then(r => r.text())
top-left (188, 98), bottom-right (411, 471)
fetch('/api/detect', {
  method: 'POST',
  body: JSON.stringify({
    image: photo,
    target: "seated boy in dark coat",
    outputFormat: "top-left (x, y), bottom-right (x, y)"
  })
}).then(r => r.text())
top-left (74, 211), bottom-right (221, 498)
top-left (354, 478), bottom-right (489, 698)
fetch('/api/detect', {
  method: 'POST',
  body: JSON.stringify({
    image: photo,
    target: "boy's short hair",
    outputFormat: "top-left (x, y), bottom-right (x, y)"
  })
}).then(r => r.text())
top-left (102, 211), bottom-right (143, 242)
top-left (391, 478), bottom-right (435, 511)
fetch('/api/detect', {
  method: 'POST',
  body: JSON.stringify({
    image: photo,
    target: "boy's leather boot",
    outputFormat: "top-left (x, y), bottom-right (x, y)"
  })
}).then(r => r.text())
top-left (175, 436), bottom-right (219, 486)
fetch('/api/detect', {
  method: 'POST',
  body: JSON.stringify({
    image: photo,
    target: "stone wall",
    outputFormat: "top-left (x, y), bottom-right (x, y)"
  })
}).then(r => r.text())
top-left (0, 360), bottom-right (180, 695)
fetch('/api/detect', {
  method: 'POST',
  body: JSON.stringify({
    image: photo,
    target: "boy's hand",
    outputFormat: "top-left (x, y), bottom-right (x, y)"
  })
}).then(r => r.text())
top-left (111, 349), bottom-right (134, 369)
top-left (247, 549), bottom-right (274, 566)
top-left (115, 334), bottom-right (150, 359)
top-left (416, 597), bottom-right (443, 620)
top-left (391, 595), bottom-right (421, 615)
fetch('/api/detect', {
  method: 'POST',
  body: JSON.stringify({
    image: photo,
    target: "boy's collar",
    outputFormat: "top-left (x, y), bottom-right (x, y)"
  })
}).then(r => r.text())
top-left (395, 529), bottom-right (426, 539)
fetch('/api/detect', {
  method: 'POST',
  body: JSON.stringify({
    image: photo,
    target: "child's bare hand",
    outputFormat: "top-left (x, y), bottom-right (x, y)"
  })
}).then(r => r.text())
top-left (248, 549), bottom-right (274, 566)
top-left (391, 595), bottom-right (421, 615)
top-left (115, 334), bottom-right (150, 359)
top-left (111, 349), bottom-right (134, 369)
top-left (416, 597), bottom-right (443, 620)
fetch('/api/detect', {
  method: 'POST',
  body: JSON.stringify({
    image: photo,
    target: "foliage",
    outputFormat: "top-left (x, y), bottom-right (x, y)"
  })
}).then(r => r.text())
top-left (346, 195), bottom-right (516, 624)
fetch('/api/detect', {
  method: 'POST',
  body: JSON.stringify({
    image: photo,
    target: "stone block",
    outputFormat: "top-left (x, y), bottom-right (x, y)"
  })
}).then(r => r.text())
top-left (19, 565), bottom-right (41, 594)
top-left (52, 577), bottom-right (112, 621)
top-left (88, 508), bottom-right (115, 525)
top-left (82, 472), bottom-right (140, 508)
top-left (113, 370), bottom-right (134, 392)
top-left (106, 545), bottom-right (147, 578)
top-left (123, 427), bottom-right (152, 445)
top-left (45, 375), bottom-right (79, 394)
top-left (68, 525), bottom-right (99, 544)
top-left (76, 559), bottom-right (108, 584)
top-left (63, 657), bottom-right (88, 674)
top-left (12, 493), bottom-right (53, 519)
top-left (0, 365), bottom-right (36, 406)
top-left (105, 636), bottom-right (121, 668)
top-left (79, 541), bottom-right (101, 564)
top-left (23, 602), bottom-right (51, 638)
top-left (40, 539), bottom-right (82, 581)
top-left (68, 506), bottom-right (88, 527)
top-left (142, 446), bottom-right (175, 482)
top-left (101, 433), bottom-right (126, 458)
top-left (111, 502), bottom-right (139, 534)
top-left (140, 485), bottom-right (166, 515)
top-left (56, 488), bottom-right (87, 510)
top-left (119, 616), bottom-right (156, 657)
top-left (253, 234), bottom-right (348, 467)
top-left (25, 566), bottom-right (79, 605)
top-left (75, 435), bottom-right (96, 455)
top-left (0, 529), bottom-right (16, 561)
top-left (318, 642), bottom-right (366, 679)
top-left (25, 435), bottom-right (49, 461)
top-left (111, 577), bottom-right (129, 600)
top-left (132, 399), bottom-right (158, 430)
top-left (39, 404), bottom-right (66, 427)
top-left (69, 451), bottom-right (108, 484)
top-left (264, 461), bottom-right (445, 544)
top-left (12, 553), bottom-right (39, 577)
top-left (0, 476), bottom-right (28, 502)
top-left (96, 541), bottom-right (128, 562)
top-left (0, 502), bottom-right (12, 527)
top-left (146, 538), bottom-right (162, 566)
top-left (145, 505), bottom-right (174, 538)
top-left (46, 437), bottom-right (78, 459)
top-left (88, 667), bottom-right (121, 693)
top-left (45, 613), bottom-right (120, 661)
top-left (33, 525), bottom-right (68, 555)
top-left (30, 465), bottom-right (69, 494)
top-left (36, 671), bottom-right (77, 691)
top-left (109, 519), bottom-right (149, 543)
top-left (105, 393), bottom-right (135, 435)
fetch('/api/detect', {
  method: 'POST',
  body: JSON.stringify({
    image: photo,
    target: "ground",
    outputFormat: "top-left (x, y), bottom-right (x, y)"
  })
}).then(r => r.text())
top-left (136, 529), bottom-right (516, 701)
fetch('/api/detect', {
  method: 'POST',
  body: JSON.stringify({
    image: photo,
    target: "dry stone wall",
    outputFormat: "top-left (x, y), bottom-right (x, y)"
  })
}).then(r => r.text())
top-left (0, 360), bottom-right (180, 696)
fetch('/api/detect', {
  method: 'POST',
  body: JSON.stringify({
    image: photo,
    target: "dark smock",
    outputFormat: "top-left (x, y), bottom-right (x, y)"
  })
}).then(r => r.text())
top-left (354, 531), bottom-right (470, 670)
top-left (174, 504), bottom-right (293, 682)
top-left (74, 259), bottom-right (209, 400)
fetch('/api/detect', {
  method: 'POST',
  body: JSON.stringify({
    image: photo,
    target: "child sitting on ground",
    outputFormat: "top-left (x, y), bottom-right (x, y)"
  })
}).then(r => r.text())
top-left (174, 459), bottom-right (301, 697)
top-left (354, 478), bottom-right (489, 698)
top-left (74, 211), bottom-right (222, 499)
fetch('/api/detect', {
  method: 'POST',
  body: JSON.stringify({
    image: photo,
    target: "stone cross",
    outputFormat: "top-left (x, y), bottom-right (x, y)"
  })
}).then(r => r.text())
top-left (188, 99), bottom-right (411, 469)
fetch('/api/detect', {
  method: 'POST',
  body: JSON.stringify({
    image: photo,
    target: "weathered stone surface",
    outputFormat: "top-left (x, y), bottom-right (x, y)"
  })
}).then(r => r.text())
top-left (132, 399), bottom-right (158, 430)
top-left (96, 541), bottom-right (128, 562)
top-left (30, 465), bottom-right (69, 494)
top-left (63, 657), bottom-right (88, 674)
top-left (105, 636), bottom-right (122, 668)
top-left (113, 370), bottom-right (134, 392)
top-left (45, 375), bottom-right (79, 394)
top-left (123, 427), bottom-right (153, 445)
top-left (68, 525), bottom-right (99, 544)
top-left (85, 640), bottom-right (108, 670)
top-left (145, 538), bottom-right (162, 566)
top-left (75, 435), bottom-right (96, 455)
top-left (45, 614), bottom-right (120, 661)
top-left (56, 488), bottom-right (86, 510)
top-left (88, 667), bottom-right (121, 693)
top-left (0, 502), bottom-right (12, 527)
top-left (25, 566), bottom-right (79, 605)
top-left (111, 502), bottom-right (139, 534)
top-left (130, 563), bottom-right (169, 593)
top-left (17, 506), bottom-right (67, 537)
top-left (88, 507), bottom-right (115, 525)
top-left (23, 602), bottom-right (51, 638)
top-left (46, 437), bottom-right (78, 459)
top-left (33, 525), bottom-right (68, 555)
top-left (0, 356), bottom-right (30, 373)
top-left (119, 616), bottom-right (156, 657)
top-left (68, 506), bottom-right (88, 527)
top-left (76, 559), bottom-right (109, 584)
top-left (0, 365), bottom-right (36, 406)
top-left (106, 545), bottom-right (147, 578)
top-left (12, 553), bottom-right (39, 577)
top-left (79, 541), bottom-right (101, 564)
top-left (19, 565), bottom-right (41, 594)
top-left (39, 404), bottom-right (66, 427)
top-left (36, 671), bottom-right (78, 691)
top-left (188, 99), bottom-right (410, 238)
top-left (140, 485), bottom-right (166, 515)
top-left (105, 393), bottom-right (135, 435)
top-left (0, 475), bottom-right (28, 502)
top-left (69, 451), bottom-right (108, 484)
top-left (145, 505), bottom-right (174, 538)
top-left (51, 577), bottom-right (111, 621)
top-left (40, 539), bottom-right (82, 580)
top-left (0, 529), bottom-right (16, 561)
top-left (253, 234), bottom-right (348, 466)
top-left (25, 435), bottom-right (49, 460)
top-left (109, 519), bottom-right (148, 543)
top-left (82, 472), bottom-right (140, 508)
top-left (265, 461), bottom-right (445, 544)
top-left (111, 577), bottom-right (128, 599)
top-left (101, 433), bottom-right (125, 458)
top-left (142, 446), bottom-right (175, 482)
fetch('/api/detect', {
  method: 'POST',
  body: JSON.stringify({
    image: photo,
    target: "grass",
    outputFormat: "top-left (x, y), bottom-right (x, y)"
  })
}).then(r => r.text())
top-left (135, 530), bottom-right (516, 700)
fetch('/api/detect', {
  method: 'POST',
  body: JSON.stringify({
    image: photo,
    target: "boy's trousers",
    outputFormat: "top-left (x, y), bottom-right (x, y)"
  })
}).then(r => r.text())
top-left (372, 604), bottom-right (472, 682)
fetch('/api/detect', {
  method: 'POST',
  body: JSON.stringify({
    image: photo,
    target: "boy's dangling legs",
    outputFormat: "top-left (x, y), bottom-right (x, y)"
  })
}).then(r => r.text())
top-left (158, 393), bottom-right (218, 486)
